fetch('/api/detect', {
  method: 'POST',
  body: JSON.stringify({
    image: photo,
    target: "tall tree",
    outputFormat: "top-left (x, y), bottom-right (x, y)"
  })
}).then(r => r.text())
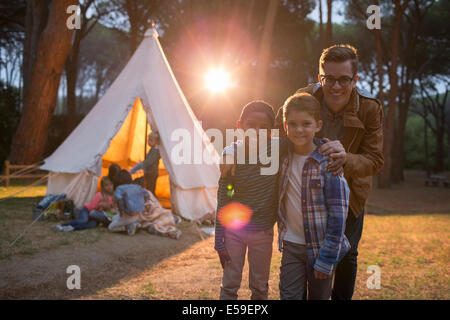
top-left (9, 0), bottom-right (77, 164)
top-left (318, 0), bottom-right (324, 48)
top-left (326, 0), bottom-right (333, 45)
top-left (22, 0), bottom-right (50, 111)
top-left (346, 0), bottom-right (448, 184)
top-left (65, 0), bottom-right (107, 135)
top-left (253, 0), bottom-right (280, 99)
top-left (415, 78), bottom-right (449, 171)
top-left (392, 0), bottom-right (435, 182)
top-left (377, 0), bottom-right (411, 188)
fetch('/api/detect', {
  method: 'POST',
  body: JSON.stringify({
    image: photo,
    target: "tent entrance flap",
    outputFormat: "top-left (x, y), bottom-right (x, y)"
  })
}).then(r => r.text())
top-left (102, 98), bottom-right (149, 170)
top-left (99, 98), bottom-right (169, 200)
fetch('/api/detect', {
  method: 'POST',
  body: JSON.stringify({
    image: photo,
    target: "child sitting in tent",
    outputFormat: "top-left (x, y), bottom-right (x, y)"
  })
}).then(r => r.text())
top-left (138, 189), bottom-right (182, 240)
top-left (130, 131), bottom-right (161, 195)
top-left (108, 170), bottom-right (149, 236)
top-left (53, 176), bottom-right (116, 232)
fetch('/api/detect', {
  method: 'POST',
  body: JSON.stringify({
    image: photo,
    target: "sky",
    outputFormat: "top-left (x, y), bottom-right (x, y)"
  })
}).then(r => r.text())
top-left (308, 0), bottom-right (347, 24)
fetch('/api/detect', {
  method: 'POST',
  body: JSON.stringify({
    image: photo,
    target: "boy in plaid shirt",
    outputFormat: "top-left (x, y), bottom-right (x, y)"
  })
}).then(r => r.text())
top-left (278, 93), bottom-right (350, 300)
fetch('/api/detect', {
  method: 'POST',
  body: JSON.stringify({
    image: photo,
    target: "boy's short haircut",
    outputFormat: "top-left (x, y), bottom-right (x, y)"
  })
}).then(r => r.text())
top-left (283, 93), bottom-right (321, 122)
top-left (239, 100), bottom-right (275, 127)
top-left (319, 44), bottom-right (359, 75)
top-left (117, 169), bottom-right (132, 186)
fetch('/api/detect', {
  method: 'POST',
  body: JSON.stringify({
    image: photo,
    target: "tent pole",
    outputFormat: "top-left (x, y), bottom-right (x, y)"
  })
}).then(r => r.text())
top-left (145, 117), bottom-right (148, 158)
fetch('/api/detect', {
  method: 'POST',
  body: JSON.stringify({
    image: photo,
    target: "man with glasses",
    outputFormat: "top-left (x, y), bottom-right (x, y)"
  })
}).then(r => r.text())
top-left (294, 44), bottom-right (384, 300)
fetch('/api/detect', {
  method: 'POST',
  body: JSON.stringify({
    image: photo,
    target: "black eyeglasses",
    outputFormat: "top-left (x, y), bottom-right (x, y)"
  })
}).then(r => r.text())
top-left (319, 75), bottom-right (355, 87)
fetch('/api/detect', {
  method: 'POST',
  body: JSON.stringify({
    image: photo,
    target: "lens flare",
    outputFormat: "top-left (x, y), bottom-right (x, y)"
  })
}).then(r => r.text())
top-left (218, 202), bottom-right (252, 230)
top-left (205, 68), bottom-right (231, 93)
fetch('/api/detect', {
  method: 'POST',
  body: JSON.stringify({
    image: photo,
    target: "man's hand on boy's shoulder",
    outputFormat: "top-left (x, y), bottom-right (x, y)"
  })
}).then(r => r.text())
top-left (319, 138), bottom-right (346, 176)
top-left (220, 155), bottom-right (236, 178)
top-left (217, 249), bottom-right (232, 269)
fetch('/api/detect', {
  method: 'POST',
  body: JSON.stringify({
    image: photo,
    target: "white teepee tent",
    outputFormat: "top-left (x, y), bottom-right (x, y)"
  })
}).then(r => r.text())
top-left (40, 28), bottom-right (220, 221)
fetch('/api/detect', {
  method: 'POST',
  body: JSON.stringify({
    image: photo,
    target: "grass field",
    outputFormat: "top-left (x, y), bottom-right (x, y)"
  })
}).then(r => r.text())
top-left (0, 171), bottom-right (449, 299)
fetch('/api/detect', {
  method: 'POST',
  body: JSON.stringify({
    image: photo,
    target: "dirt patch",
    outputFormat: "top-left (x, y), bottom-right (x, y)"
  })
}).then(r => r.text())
top-left (0, 222), bottom-right (202, 299)
top-left (0, 170), bottom-right (449, 299)
top-left (368, 170), bottom-right (450, 215)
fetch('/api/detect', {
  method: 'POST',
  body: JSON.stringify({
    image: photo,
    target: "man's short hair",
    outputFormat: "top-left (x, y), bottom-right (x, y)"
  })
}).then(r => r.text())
top-left (319, 44), bottom-right (359, 75)
top-left (283, 93), bottom-right (321, 122)
top-left (239, 100), bottom-right (275, 127)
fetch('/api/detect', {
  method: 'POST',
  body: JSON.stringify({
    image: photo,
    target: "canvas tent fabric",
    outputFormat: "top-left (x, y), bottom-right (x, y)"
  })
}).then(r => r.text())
top-left (41, 28), bottom-right (221, 221)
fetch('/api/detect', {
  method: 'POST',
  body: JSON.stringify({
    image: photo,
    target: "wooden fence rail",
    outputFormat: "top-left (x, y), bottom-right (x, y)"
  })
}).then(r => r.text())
top-left (0, 161), bottom-right (47, 186)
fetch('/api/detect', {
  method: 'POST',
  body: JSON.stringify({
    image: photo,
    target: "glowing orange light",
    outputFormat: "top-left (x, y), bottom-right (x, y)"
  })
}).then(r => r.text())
top-left (205, 68), bottom-right (231, 93)
top-left (218, 202), bottom-right (252, 230)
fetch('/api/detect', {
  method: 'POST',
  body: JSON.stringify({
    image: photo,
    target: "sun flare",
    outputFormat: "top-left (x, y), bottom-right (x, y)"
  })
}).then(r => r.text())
top-left (205, 68), bottom-right (231, 93)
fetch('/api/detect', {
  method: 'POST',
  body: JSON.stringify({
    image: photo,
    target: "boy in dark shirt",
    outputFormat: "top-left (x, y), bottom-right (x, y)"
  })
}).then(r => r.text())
top-left (130, 131), bottom-right (161, 194)
top-left (215, 101), bottom-right (279, 300)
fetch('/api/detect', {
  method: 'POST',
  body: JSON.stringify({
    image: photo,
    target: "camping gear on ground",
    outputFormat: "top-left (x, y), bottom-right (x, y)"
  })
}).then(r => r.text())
top-left (42, 198), bottom-right (75, 221)
top-left (32, 194), bottom-right (66, 221)
top-left (40, 27), bottom-right (220, 221)
top-left (32, 194), bottom-right (75, 222)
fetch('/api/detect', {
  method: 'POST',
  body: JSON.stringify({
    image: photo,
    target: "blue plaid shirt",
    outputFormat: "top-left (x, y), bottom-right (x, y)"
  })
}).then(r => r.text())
top-left (278, 139), bottom-right (351, 275)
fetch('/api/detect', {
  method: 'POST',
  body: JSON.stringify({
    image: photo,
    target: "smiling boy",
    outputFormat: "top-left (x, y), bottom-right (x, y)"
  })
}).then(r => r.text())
top-left (278, 93), bottom-right (350, 300)
top-left (214, 100), bottom-right (278, 300)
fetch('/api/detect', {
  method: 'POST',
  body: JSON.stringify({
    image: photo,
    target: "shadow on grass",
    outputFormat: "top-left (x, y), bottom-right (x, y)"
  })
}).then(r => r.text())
top-left (0, 195), bottom-right (205, 300)
top-left (366, 204), bottom-right (450, 216)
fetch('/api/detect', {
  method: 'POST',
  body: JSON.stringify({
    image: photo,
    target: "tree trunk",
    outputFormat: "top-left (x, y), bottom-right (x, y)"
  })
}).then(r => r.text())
top-left (319, 0), bottom-right (324, 49)
top-left (65, 29), bottom-right (82, 136)
top-left (253, 0), bottom-right (279, 100)
top-left (377, 0), bottom-right (410, 188)
top-left (373, 31), bottom-right (383, 101)
top-left (424, 106), bottom-right (429, 177)
top-left (435, 123), bottom-right (444, 172)
top-left (125, 0), bottom-right (139, 54)
top-left (392, 63), bottom-right (408, 183)
top-left (392, 99), bottom-right (408, 183)
top-left (9, 0), bottom-right (77, 165)
top-left (372, 1), bottom-right (385, 186)
top-left (246, 0), bottom-right (255, 30)
top-left (22, 0), bottom-right (49, 109)
top-left (326, 0), bottom-right (333, 46)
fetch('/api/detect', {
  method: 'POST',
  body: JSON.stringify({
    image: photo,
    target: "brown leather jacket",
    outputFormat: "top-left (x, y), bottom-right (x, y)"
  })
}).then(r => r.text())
top-left (296, 83), bottom-right (384, 218)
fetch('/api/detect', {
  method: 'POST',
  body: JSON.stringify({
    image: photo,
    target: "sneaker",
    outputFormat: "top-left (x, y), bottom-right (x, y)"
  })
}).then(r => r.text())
top-left (168, 229), bottom-right (181, 240)
top-left (62, 225), bottom-right (75, 232)
top-left (147, 225), bottom-right (156, 234)
top-left (52, 224), bottom-right (64, 232)
top-left (127, 223), bottom-right (137, 236)
top-left (173, 215), bottom-right (182, 224)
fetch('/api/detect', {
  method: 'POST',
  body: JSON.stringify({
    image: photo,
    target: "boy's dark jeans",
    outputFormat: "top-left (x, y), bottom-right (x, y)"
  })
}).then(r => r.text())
top-left (331, 210), bottom-right (364, 300)
top-left (279, 241), bottom-right (333, 300)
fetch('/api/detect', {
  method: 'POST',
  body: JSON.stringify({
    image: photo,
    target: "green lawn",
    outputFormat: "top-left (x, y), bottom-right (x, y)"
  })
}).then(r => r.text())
top-left (0, 185), bottom-right (105, 260)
